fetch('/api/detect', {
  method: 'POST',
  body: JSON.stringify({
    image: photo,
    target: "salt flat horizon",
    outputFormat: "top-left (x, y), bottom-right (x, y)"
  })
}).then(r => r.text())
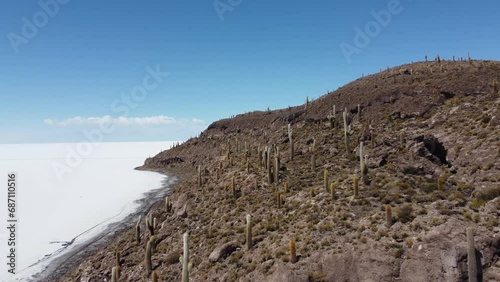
top-left (0, 141), bottom-right (177, 281)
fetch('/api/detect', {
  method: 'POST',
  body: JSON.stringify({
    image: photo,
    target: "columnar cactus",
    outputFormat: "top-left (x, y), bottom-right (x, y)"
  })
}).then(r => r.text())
top-left (277, 191), bottom-right (282, 209)
top-left (343, 109), bottom-right (350, 156)
top-left (324, 170), bottom-right (329, 192)
top-left (231, 176), bottom-right (236, 197)
top-left (385, 205), bottom-right (392, 228)
top-left (246, 159), bottom-right (250, 174)
top-left (274, 155), bottom-right (280, 183)
top-left (400, 130), bottom-right (404, 146)
top-left (353, 175), bottom-right (359, 198)
top-left (466, 227), bottom-right (477, 282)
top-left (357, 104), bottom-right (361, 120)
top-left (152, 271), bottom-right (158, 282)
top-left (145, 240), bottom-right (152, 276)
top-left (284, 181), bottom-right (289, 193)
top-left (258, 144), bottom-right (262, 167)
top-left (146, 213), bottom-right (154, 236)
top-left (165, 196), bottom-right (173, 213)
top-left (493, 79), bottom-right (498, 94)
top-left (115, 249), bottom-right (122, 267)
top-left (327, 105), bottom-right (336, 129)
top-left (359, 142), bottom-right (364, 172)
top-left (197, 165), bottom-right (202, 187)
top-left (310, 139), bottom-right (316, 171)
top-left (290, 238), bottom-right (297, 263)
top-left (111, 266), bottom-right (119, 282)
top-left (267, 147), bottom-right (273, 184)
top-left (182, 233), bottom-right (189, 282)
top-left (246, 214), bottom-right (253, 250)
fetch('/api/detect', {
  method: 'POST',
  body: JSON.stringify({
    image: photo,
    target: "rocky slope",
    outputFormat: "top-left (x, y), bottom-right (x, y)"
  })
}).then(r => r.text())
top-left (55, 60), bottom-right (500, 282)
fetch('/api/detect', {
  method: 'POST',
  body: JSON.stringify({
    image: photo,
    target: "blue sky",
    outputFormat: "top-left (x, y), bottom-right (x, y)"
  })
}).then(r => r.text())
top-left (0, 0), bottom-right (498, 143)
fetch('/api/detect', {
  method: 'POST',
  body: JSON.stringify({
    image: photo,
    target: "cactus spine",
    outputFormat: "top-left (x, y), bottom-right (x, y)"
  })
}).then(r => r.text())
top-left (288, 124), bottom-right (294, 160)
top-left (385, 205), bottom-right (392, 228)
top-left (182, 233), bottom-right (189, 282)
top-left (324, 170), bottom-right (329, 192)
top-left (246, 214), bottom-right (253, 250)
top-left (466, 227), bottom-right (477, 282)
top-left (290, 238), bottom-right (297, 263)
top-left (145, 240), bottom-right (152, 276)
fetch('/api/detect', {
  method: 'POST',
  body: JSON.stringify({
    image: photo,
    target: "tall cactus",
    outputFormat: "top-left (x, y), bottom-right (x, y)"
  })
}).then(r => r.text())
top-left (274, 155), bottom-right (280, 183)
top-left (267, 147), bottom-right (273, 184)
top-left (197, 165), bottom-right (202, 187)
top-left (310, 139), bottom-right (316, 171)
top-left (182, 233), bottom-right (189, 282)
top-left (145, 240), bottom-right (152, 276)
top-left (343, 109), bottom-right (350, 156)
top-left (290, 238), bottom-right (297, 263)
top-left (467, 227), bottom-right (477, 282)
top-left (324, 170), bottom-right (329, 192)
top-left (353, 174), bottom-right (359, 198)
top-left (246, 214), bottom-right (253, 250)
top-left (111, 266), bottom-right (119, 282)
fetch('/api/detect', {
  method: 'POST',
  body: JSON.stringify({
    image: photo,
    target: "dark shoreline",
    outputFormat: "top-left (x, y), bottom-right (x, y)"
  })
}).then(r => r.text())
top-left (33, 168), bottom-right (175, 282)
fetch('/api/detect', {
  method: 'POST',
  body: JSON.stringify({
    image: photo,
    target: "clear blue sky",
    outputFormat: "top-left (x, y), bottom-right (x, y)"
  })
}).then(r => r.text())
top-left (1, 0), bottom-right (498, 143)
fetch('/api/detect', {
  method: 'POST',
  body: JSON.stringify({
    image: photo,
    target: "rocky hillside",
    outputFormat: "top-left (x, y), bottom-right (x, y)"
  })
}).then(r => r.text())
top-left (57, 60), bottom-right (500, 282)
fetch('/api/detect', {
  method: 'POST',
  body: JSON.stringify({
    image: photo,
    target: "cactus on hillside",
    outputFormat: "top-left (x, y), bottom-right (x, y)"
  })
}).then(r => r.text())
top-left (152, 270), bottom-right (158, 282)
top-left (324, 170), bottom-right (329, 192)
top-left (353, 174), bottom-right (359, 198)
top-left (343, 109), bottom-right (350, 156)
top-left (290, 238), bottom-right (297, 263)
top-left (197, 165), bottom-right (202, 187)
top-left (165, 196), bottom-right (173, 213)
top-left (284, 181), bottom-right (289, 193)
top-left (145, 240), bottom-right (152, 276)
top-left (330, 182), bottom-right (335, 200)
top-left (182, 233), bottom-right (190, 282)
top-left (246, 214), bottom-right (253, 250)
top-left (310, 139), bottom-right (316, 171)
